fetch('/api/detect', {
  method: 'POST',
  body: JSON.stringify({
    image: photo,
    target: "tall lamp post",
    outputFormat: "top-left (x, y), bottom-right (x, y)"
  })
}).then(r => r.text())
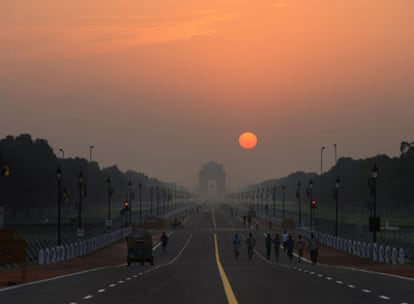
top-left (128, 181), bottom-right (132, 225)
top-left (333, 144), bottom-right (337, 164)
top-left (265, 187), bottom-right (270, 217)
top-left (89, 145), bottom-right (94, 162)
top-left (139, 183), bottom-right (143, 227)
top-left (272, 186), bottom-right (276, 217)
top-left (163, 188), bottom-right (167, 214)
top-left (308, 179), bottom-right (313, 227)
top-left (334, 177), bottom-right (340, 237)
top-left (281, 185), bottom-right (286, 220)
top-left (156, 186), bottom-right (160, 217)
top-left (320, 146), bottom-right (326, 175)
top-left (150, 187), bottom-right (154, 216)
top-left (77, 171), bottom-right (84, 239)
top-left (59, 148), bottom-right (64, 159)
top-left (56, 165), bottom-right (63, 246)
top-left (370, 164), bottom-right (379, 242)
top-left (296, 182), bottom-right (302, 227)
top-left (106, 177), bottom-right (112, 231)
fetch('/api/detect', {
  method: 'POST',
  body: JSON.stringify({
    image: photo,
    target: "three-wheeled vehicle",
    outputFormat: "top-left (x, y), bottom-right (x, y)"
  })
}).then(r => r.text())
top-left (126, 231), bottom-right (154, 266)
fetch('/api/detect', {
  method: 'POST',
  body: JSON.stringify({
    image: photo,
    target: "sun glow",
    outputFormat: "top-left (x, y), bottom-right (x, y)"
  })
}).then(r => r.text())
top-left (239, 132), bottom-right (257, 150)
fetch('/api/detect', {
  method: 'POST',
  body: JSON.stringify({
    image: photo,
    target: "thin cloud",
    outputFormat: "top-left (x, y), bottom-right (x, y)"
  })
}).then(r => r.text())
top-left (0, 10), bottom-right (238, 59)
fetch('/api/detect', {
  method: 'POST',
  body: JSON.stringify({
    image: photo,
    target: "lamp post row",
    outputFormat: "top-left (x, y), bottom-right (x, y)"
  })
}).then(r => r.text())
top-left (234, 163), bottom-right (376, 242)
top-left (56, 166), bottom-right (186, 245)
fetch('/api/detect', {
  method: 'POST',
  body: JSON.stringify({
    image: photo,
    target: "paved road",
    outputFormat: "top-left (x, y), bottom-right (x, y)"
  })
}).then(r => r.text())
top-left (1, 205), bottom-right (413, 303)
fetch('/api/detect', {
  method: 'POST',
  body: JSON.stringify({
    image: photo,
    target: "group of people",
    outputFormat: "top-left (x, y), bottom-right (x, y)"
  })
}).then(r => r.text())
top-left (233, 231), bottom-right (319, 264)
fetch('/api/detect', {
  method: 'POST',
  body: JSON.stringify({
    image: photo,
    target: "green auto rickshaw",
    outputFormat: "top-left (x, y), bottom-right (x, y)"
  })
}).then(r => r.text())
top-left (126, 231), bottom-right (154, 266)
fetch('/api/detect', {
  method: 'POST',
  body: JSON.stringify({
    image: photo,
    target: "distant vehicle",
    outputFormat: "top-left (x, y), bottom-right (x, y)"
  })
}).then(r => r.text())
top-left (126, 230), bottom-right (154, 266)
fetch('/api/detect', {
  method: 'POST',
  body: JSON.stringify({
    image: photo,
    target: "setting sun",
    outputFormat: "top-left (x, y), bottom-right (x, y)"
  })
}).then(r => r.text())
top-left (239, 132), bottom-right (257, 150)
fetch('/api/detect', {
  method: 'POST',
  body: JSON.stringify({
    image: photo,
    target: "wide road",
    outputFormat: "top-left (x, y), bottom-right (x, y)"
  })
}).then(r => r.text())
top-left (1, 205), bottom-right (413, 303)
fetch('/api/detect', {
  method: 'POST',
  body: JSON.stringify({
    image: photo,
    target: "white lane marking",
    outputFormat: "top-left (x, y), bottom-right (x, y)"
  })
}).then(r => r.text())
top-left (156, 234), bottom-right (194, 267)
top-left (336, 281), bottom-right (343, 284)
top-left (126, 277), bottom-right (131, 280)
top-left (317, 274), bottom-right (323, 277)
top-left (326, 277), bottom-right (333, 280)
top-left (97, 289), bottom-right (106, 293)
top-left (348, 284), bottom-right (355, 288)
top-left (118, 280), bottom-right (124, 284)
top-left (331, 265), bottom-right (414, 282)
top-left (133, 275), bottom-right (138, 278)
top-left (379, 295), bottom-right (390, 300)
top-left (83, 295), bottom-right (93, 299)
top-left (362, 289), bottom-right (371, 293)
top-left (109, 284), bottom-right (116, 288)
top-left (310, 272), bottom-right (315, 275)
top-left (0, 265), bottom-right (125, 292)
top-left (138, 272), bottom-right (143, 275)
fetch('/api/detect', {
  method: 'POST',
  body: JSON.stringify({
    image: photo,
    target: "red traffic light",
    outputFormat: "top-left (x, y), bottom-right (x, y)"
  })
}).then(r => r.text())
top-left (311, 200), bottom-right (317, 208)
top-left (123, 201), bottom-right (129, 208)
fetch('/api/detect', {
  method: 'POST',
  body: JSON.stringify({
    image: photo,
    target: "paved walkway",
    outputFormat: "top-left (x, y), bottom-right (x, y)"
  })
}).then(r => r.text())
top-left (249, 217), bottom-right (414, 279)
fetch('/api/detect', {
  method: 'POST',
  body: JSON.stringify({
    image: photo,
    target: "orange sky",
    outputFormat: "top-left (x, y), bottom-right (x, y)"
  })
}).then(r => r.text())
top-left (1, 0), bottom-right (414, 190)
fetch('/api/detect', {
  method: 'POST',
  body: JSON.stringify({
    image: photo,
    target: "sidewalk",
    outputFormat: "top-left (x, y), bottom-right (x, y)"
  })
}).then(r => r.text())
top-left (0, 230), bottom-right (163, 287)
top-left (250, 217), bottom-right (414, 279)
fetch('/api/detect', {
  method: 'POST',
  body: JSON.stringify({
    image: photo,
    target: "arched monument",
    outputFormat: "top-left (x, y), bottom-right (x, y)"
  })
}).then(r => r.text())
top-left (199, 161), bottom-right (226, 202)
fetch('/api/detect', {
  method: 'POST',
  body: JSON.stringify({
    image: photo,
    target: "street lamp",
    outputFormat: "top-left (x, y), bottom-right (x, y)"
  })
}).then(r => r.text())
top-left (150, 186), bottom-right (154, 216)
top-left (296, 181), bottom-right (302, 226)
top-left (308, 179), bottom-right (313, 227)
top-left (163, 188), bottom-right (167, 214)
top-left (265, 187), bottom-right (270, 217)
top-left (139, 183), bottom-right (143, 227)
top-left (370, 163), bottom-right (379, 242)
top-left (106, 177), bottom-right (112, 231)
top-left (333, 144), bottom-right (337, 164)
top-left (272, 186), bottom-right (276, 217)
top-left (156, 186), bottom-right (160, 217)
top-left (128, 181), bottom-right (132, 225)
top-left (89, 146), bottom-right (94, 162)
top-left (334, 177), bottom-right (340, 237)
top-left (56, 165), bottom-right (63, 246)
top-left (77, 171), bottom-right (84, 239)
top-left (59, 148), bottom-right (64, 159)
top-left (282, 185), bottom-right (286, 220)
top-left (321, 146), bottom-right (326, 175)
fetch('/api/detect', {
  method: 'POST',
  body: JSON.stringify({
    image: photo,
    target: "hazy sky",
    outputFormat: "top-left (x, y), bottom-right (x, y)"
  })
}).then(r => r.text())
top-left (1, 0), bottom-right (414, 191)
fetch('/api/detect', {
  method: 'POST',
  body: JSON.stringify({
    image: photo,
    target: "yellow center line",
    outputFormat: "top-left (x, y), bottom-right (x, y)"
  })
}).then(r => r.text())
top-left (213, 215), bottom-right (238, 304)
top-left (212, 207), bottom-right (217, 229)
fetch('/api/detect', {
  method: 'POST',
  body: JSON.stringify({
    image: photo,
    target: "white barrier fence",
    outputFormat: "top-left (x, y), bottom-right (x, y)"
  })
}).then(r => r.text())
top-left (38, 227), bottom-right (132, 265)
top-left (296, 227), bottom-right (405, 264)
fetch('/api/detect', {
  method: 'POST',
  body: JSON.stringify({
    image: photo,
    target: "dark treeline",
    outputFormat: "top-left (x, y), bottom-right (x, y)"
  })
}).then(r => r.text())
top-left (247, 143), bottom-right (414, 213)
top-left (0, 134), bottom-right (184, 217)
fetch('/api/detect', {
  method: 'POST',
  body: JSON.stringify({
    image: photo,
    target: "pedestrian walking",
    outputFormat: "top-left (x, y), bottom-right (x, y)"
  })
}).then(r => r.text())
top-left (282, 230), bottom-right (289, 252)
top-left (265, 233), bottom-right (272, 260)
top-left (233, 234), bottom-right (241, 259)
top-left (308, 232), bottom-right (319, 264)
top-left (286, 235), bottom-right (294, 260)
top-left (297, 234), bottom-right (305, 263)
top-left (273, 233), bottom-right (280, 261)
top-left (246, 232), bottom-right (256, 260)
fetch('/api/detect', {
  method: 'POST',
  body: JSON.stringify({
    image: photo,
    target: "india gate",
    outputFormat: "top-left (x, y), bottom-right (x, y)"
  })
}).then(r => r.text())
top-left (198, 161), bottom-right (226, 202)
